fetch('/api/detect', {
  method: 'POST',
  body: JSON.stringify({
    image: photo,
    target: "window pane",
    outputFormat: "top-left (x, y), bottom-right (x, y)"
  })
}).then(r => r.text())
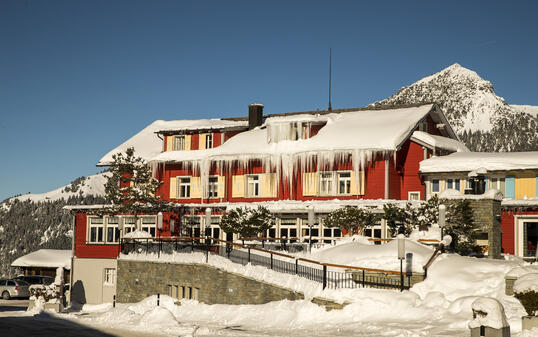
top-left (455, 179), bottom-right (460, 190)
top-left (432, 180), bottom-right (439, 192)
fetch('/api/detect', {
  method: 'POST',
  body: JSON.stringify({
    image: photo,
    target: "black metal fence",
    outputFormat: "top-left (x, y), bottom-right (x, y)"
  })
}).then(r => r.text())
top-left (120, 237), bottom-right (411, 291)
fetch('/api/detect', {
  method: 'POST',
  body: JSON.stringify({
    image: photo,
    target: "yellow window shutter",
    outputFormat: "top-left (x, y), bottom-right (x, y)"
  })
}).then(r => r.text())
top-left (270, 173), bottom-right (277, 197)
top-left (217, 176), bottom-right (226, 198)
top-left (350, 172), bottom-right (358, 195)
top-left (166, 136), bottom-right (173, 151)
top-left (515, 171), bottom-right (536, 198)
top-left (169, 177), bottom-right (177, 199)
top-left (191, 177), bottom-right (202, 198)
top-left (261, 173), bottom-right (277, 198)
top-left (360, 170), bottom-right (365, 195)
top-left (302, 172), bottom-right (317, 196)
top-left (199, 133), bottom-right (207, 150)
top-left (185, 135), bottom-right (191, 150)
top-left (232, 175), bottom-right (245, 198)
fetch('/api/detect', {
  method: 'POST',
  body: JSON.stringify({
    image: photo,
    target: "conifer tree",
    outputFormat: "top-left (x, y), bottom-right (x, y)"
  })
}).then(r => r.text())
top-left (219, 206), bottom-right (275, 242)
top-left (444, 199), bottom-right (480, 255)
top-left (104, 147), bottom-right (164, 214)
top-left (325, 207), bottom-right (377, 235)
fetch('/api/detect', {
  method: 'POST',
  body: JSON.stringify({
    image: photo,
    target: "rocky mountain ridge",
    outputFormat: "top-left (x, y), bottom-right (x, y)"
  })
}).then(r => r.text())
top-left (373, 63), bottom-right (538, 152)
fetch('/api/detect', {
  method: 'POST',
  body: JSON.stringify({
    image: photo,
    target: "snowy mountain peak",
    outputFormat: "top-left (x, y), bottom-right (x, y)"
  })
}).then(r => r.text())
top-left (373, 64), bottom-right (538, 152)
top-left (416, 63), bottom-right (490, 90)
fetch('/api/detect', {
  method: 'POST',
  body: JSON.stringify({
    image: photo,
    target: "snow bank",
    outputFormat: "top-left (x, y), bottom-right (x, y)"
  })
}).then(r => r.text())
top-left (412, 254), bottom-right (522, 301)
top-left (409, 223), bottom-right (441, 241)
top-left (123, 230), bottom-right (152, 239)
top-left (513, 273), bottom-right (538, 293)
top-left (11, 249), bottom-right (72, 269)
top-left (420, 152), bottom-right (538, 173)
top-left (469, 297), bottom-right (509, 329)
top-left (506, 265), bottom-right (538, 278)
top-left (313, 239), bottom-right (434, 272)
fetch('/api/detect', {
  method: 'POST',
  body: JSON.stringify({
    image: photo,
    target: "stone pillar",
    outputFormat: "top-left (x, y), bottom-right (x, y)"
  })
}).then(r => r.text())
top-left (469, 297), bottom-right (510, 337)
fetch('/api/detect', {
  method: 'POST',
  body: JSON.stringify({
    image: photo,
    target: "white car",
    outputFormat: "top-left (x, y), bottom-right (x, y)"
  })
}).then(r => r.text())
top-left (0, 278), bottom-right (30, 299)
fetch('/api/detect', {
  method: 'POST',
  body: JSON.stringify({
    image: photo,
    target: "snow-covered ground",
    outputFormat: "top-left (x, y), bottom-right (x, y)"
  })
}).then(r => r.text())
top-left (3, 240), bottom-right (538, 336)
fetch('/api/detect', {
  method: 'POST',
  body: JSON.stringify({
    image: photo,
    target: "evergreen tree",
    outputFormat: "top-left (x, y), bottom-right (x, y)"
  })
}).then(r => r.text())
top-left (444, 199), bottom-right (480, 255)
top-left (104, 147), bottom-right (164, 214)
top-left (382, 203), bottom-right (408, 236)
top-left (325, 207), bottom-right (377, 235)
top-left (415, 195), bottom-right (439, 231)
top-left (219, 206), bottom-right (275, 242)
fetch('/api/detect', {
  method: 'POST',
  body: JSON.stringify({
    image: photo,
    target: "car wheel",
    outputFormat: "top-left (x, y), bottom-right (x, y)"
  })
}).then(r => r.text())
top-left (2, 291), bottom-right (10, 300)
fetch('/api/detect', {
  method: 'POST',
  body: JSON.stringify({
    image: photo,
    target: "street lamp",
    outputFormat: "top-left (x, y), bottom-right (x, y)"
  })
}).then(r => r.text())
top-left (438, 204), bottom-right (446, 241)
top-left (157, 212), bottom-right (163, 257)
top-left (307, 206), bottom-right (315, 252)
top-left (397, 234), bottom-right (405, 292)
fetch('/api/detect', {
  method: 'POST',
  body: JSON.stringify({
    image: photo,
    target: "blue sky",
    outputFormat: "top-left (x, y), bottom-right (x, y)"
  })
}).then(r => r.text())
top-left (1, 0), bottom-right (537, 201)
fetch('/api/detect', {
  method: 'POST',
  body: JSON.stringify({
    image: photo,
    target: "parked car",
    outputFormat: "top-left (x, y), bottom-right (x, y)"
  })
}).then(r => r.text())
top-left (14, 275), bottom-right (54, 286)
top-left (0, 278), bottom-right (30, 300)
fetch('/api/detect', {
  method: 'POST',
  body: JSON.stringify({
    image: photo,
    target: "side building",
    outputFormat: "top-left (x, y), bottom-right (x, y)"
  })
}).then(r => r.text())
top-left (420, 152), bottom-right (538, 258)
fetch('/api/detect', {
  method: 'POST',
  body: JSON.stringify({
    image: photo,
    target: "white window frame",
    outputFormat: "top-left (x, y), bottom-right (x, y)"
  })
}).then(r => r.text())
top-left (337, 171), bottom-right (351, 195)
top-left (141, 216), bottom-right (157, 237)
top-left (208, 176), bottom-right (218, 198)
top-left (106, 216), bottom-right (120, 243)
top-left (205, 134), bottom-right (213, 149)
top-left (319, 172), bottom-right (334, 196)
top-left (178, 177), bottom-right (191, 198)
top-left (246, 174), bottom-right (260, 197)
top-left (104, 268), bottom-right (116, 286)
top-left (408, 191), bottom-right (420, 200)
top-left (431, 179), bottom-right (440, 193)
top-left (123, 217), bottom-right (137, 234)
top-left (88, 217), bottom-right (105, 243)
top-left (173, 135), bottom-right (185, 151)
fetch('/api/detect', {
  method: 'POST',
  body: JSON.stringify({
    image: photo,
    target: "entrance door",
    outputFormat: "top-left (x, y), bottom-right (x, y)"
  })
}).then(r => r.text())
top-left (524, 221), bottom-right (538, 257)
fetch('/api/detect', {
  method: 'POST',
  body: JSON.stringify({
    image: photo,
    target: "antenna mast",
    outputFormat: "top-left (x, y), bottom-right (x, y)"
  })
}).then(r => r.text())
top-left (328, 48), bottom-right (332, 112)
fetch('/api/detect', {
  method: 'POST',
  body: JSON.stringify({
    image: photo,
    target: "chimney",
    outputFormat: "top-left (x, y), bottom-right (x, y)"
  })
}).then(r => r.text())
top-left (248, 103), bottom-right (264, 130)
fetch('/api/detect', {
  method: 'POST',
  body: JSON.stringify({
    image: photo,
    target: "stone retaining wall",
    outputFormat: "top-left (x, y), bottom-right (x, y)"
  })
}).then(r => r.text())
top-left (117, 260), bottom-right (304, 305)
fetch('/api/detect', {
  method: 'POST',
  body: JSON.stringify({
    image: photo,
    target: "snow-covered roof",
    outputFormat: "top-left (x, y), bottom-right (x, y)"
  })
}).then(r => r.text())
top-left (155, 119), bottom-right (248, 133)
top-left (410, 131), bottom-right (469, 153)
top-left (264, 113), bottom-right (330, 124)
top-left (438, 188), bottom-right (504, 201)
top-left (181, 199), bottom-right (422, 213)
top-left (420, 152), bottom-right (538, 173)
top-left (151, 105), bottom-right (436, 164)
top-left (11, 249), bottom-right (72, 269)
top-left (97, 119), bottom-right (247, 166)
top-left (501, 198), bottom-right (538, 208)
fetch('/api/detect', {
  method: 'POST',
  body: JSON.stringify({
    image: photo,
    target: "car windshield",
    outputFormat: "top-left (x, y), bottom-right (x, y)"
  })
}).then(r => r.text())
top-left (16, 280), bottom-right (29, 286)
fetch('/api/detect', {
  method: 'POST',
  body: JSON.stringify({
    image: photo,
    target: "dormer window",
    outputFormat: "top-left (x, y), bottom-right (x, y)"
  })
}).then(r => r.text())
top-left (267, 122), bottom-right (310, 143)
top-left (418, 121), bottom-right (428, 132)
top-left (205, 134), bottom-right (213, 149)
top-left (174, 136), bottom-right (185, 151)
